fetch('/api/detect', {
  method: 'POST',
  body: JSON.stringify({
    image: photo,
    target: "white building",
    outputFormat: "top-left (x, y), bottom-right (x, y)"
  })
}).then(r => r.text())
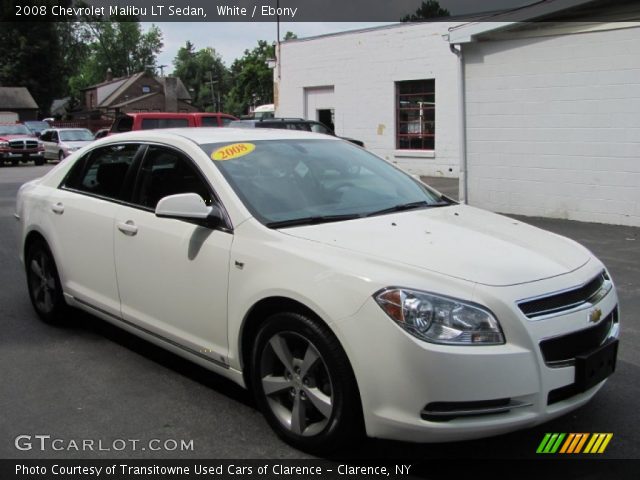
top-left (276, 22), bottom-right (463, 178)
top-left (448, 1), bottom-right (640, 227)
top-left (276, 0), bottom-right (640, 226)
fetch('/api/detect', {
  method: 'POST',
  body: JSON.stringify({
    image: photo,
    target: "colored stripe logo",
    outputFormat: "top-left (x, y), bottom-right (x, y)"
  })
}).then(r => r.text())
top-left (537, 433), bottom-right (613, 454)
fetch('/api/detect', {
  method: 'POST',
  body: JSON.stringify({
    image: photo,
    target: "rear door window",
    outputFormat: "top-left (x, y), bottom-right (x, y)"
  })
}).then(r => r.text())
top-left (63, 144), bottom-right (141, 201)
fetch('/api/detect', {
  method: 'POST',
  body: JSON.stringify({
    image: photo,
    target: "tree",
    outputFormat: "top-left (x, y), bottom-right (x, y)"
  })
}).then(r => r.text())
top-left (225, 40), bottom-right (275, 117)
top-left (0, 1), bottom-right (73, 115)
top-left (401, 0), bottom-right (450, 21)
top-left (173, 42), bottom-right (228, 112)
top-left (73, 21), bottom-right (163, 84)
top-left (283, 31), bottom-right (298, 40)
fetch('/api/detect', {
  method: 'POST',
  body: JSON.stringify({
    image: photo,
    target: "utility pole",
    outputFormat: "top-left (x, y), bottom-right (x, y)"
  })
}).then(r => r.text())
top-left (208, 71), bottom-right (216, 111)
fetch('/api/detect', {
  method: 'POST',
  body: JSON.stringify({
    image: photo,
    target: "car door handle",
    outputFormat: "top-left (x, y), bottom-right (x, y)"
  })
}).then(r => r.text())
top-left (51, 202), bottom-right (64, 215)
top-left (116, 220), bottom-right (138, 236)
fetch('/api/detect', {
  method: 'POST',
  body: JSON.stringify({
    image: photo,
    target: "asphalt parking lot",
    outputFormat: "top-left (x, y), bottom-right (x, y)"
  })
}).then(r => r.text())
top-left (1, 165), bottom-right (638, 462)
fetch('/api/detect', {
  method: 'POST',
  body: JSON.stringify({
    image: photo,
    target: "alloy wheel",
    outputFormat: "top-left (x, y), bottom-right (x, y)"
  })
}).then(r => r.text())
top-left (260, 332), bottom-right (334, 436)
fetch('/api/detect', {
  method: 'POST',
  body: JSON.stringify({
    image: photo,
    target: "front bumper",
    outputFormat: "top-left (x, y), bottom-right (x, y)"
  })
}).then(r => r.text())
top-left (2, 150), bottom-right (44, 159)
top-left (333, 261), bottom-right (619, 443)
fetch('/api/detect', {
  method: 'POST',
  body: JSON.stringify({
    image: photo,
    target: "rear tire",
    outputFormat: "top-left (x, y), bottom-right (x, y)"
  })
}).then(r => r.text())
top-left (58, 151), bottom-right (65, 162)
top-left (250, 312), bottom-right (362, 453)
top-left (26, 239), bottom-right (68, 324)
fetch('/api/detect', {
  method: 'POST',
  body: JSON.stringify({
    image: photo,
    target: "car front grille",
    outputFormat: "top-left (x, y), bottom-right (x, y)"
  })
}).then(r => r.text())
top-left (539, 307), bottom-right (617, 367)
top-left (517, 271), bottom-right (610, 319)
top-left (9, 140), bottom-right (38, 150)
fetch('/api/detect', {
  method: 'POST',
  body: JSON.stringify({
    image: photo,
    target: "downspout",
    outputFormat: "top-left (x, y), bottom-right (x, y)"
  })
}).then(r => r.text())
top-left (449, 42), bottom-right (468, 204)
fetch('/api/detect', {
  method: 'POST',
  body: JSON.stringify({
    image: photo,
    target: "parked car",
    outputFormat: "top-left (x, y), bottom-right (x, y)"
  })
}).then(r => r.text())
top-left (16, 128), bottom-right (619, 453)
top-left (94, 129), bottom-right (110, 140)
top-left (23, 120), bottom-right (51, 137)
top-left (39, 128), bottom-right (94, 162)
top-left (229, 118), bottom-right (365, 147)
top-left (110, 112), bottom-right (239, 135)
top-left (0, 123), bottom-right (45, 165)
top-left (253, 103), bottom-right (275, 119)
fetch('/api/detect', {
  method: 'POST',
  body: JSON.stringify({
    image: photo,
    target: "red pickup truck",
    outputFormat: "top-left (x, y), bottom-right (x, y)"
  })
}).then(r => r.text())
top-left (0, 123), bottom-right (45, 166)
top-left (109, 112), bottom-right (238, 134)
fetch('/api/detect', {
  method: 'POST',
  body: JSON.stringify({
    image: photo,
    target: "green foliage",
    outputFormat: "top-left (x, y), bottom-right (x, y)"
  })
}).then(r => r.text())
top-left (225, 40), bottom-right (276, 117)
top-left (401, 0), bottom-right (450, 21)
top-left (70, 21), bottom-right (163, 87)
top-left (0, 1), bottom-right (73, 115)
top-left (173, 42), bottom-right (228, 112)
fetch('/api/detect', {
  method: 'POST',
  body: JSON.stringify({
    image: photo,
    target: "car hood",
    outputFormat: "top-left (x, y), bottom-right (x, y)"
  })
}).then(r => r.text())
top-left (0, 134), bottom-right (35, 141)
top-left (281, 205), bottom-right (591, 287)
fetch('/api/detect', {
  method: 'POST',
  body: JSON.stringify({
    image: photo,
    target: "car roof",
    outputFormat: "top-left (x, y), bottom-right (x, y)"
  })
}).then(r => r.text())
top-left (96, 127), bottom-right (339, 145)
top-left (123, 112), bottom-right (193, 119)
top-left (47, 127), bottom-right (91, 131)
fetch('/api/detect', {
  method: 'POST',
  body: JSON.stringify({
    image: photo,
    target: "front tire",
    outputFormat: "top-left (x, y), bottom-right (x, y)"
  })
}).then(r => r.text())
top-left (250, 312), bottom-right (362, 453)
top-left (26, 239), bottom-right (68, 324)
top-left (58, 151), bottom-right (65, 162)
top-left (34, 157), bottom-right (45, 166)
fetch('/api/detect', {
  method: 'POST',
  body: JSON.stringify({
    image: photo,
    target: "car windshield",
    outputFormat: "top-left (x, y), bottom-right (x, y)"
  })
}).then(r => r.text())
top-left (59, 129), bottom-right (93, 141)
top-left (203, 139), bottom-right (450, 227)
top-left (0, 124), bottom-right (31, 135)
top-left (24, 121), bottom-right (50, 132)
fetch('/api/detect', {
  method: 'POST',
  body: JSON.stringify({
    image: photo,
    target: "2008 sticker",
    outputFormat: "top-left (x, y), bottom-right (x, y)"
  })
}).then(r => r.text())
top-left (212, 143), bottom-right (255, 161)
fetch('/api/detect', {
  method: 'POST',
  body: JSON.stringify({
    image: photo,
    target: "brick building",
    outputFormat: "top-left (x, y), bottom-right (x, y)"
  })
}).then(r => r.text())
top-left (78, 70), bottom-right (196, 120)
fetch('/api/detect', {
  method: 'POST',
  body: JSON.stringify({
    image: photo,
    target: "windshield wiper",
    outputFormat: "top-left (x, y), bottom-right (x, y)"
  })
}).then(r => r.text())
top-left (364, 200), bottom-right (450, 217)
top-left (266, 213), bottom-right (362, 229)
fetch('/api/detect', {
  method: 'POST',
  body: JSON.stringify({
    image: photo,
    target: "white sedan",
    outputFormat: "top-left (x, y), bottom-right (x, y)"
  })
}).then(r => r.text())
top-left (15, 128), bottom-right (619, 452)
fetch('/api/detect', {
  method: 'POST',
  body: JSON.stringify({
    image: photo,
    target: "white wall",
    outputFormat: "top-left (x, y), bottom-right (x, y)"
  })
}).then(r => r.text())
top-left (277, 23), bottom-right (461, 177)
top-left (464, 26), bottom-right (640, 226)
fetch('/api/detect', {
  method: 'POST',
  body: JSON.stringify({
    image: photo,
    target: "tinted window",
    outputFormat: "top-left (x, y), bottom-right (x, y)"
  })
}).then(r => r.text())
top-left (133, 146), bottom-right (213, 210)
top-left (221, 117), bottom-right (234, 126)
top-left (200, 116), bottom-right (220, 127)
top-left (40, 131), bottom-right (51, 142)
top-left (113, 116), bottom-right (134, 133)
top-left (51, 131), bottom-right (58, 142)
top-left (140, 118), bottom-right (189, 129)
top-left (64, 144), bottom-right (139, 200)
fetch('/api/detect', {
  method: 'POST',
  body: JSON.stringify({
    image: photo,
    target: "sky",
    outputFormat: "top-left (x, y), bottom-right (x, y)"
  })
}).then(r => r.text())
top-left (144, 0), bottom-right (533, 73)
top-left (147, 22), bottom-right (395, 72)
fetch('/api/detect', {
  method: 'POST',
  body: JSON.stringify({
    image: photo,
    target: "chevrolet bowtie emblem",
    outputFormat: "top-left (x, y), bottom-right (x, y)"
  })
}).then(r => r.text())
top-left (589, 307), bottom-right (603, 324)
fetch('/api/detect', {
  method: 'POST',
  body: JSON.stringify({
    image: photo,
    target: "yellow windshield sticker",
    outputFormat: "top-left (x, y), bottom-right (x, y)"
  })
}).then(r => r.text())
top-left (211, 143), bottom-right (255, 161)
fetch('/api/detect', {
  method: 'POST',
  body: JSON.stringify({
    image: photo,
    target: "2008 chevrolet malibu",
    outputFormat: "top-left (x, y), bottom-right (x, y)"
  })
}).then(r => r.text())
top-left (16, 128), bottom-right (619, 452)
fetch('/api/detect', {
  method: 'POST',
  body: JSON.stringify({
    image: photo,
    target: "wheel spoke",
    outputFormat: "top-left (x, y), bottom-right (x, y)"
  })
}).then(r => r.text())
top-left (290, 393), bottom-right (307, 435)
top-left (42, 288), bottom-right (53, 311)
top-left (269, 334), bottom-right (295, 373)
top-left (30, 259), bottom-right (44, 280)
top-left (300, 344), bottom-right (320, 377)
top-left (33, 283), bottom-right (44, 301)
top-left (262, 375), bottom-right (292, 396)
top-left (302, 386), bottom-right (332, 418)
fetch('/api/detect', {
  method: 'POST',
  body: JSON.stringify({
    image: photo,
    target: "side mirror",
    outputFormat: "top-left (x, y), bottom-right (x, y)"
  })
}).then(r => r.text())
top-left (155, 193), bottom-right (225, 229)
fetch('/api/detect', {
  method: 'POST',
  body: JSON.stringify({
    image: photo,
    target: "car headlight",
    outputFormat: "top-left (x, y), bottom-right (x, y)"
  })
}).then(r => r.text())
top-left (374, 288), bottom-right (504, 345)
top-left (0, 141), bottom-right (9, 148)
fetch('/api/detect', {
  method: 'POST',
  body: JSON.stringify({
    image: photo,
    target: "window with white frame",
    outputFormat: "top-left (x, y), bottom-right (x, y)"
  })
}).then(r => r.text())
top-left (396, 79), bottom-right (435, 151)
